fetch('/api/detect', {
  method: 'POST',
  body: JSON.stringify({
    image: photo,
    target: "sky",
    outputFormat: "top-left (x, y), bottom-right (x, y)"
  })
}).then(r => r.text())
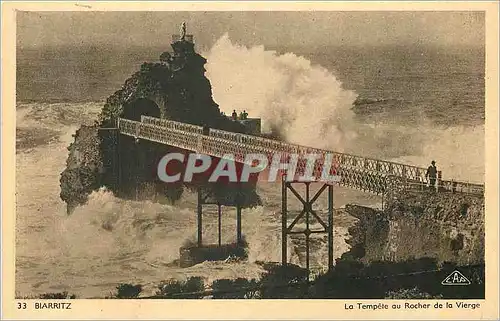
top-left (17, 11), bottom-right (484, 49)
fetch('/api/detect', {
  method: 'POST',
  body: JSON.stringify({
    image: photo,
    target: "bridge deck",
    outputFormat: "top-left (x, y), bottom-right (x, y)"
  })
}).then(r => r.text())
top-left (117, 116), bottom-right (484, 196)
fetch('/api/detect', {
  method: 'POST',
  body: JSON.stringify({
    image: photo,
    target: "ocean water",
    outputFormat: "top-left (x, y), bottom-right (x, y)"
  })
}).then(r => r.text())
top-left (15, 36), bottom-right (484, 298)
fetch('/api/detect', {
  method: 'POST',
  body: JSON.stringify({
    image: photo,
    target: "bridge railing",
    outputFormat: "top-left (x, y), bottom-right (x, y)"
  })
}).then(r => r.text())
top-left (204, 121), bottom-right (429, 182)
top-left (197, 133), bottom-right (391, 194)
top-left (119, 116), bottom-right (484, 196)
top-left (141, 115), bottom-right (203, 135)
top-left (120, 118), bottom-right (390, 194)
top-left (440, 179), bottom-right (484, 194)
top-left (386, 175), bottom-right (484, 196)
top-left (119, 118), bottom-right (200, 151)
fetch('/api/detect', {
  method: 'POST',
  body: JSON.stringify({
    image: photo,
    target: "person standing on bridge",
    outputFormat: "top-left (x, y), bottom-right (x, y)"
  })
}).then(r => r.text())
top-left (425, 160), bottom-right (438, 190)
top-left (232, 110), bottom-right (238, 120)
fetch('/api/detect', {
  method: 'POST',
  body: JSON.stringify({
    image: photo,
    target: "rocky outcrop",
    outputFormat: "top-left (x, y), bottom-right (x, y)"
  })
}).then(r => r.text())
top-left (59, 126), bottom-right (104, 214)
top-left (60, 36), bottom-right (261, 213)
top-left (342, 190), bottom-right (484, 265)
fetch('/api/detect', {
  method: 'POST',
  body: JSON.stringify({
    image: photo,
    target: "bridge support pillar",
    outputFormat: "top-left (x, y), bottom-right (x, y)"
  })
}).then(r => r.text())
top-left (218, 203), bottom-right (222, 247)
top-left (235, 183), bottom-right (244, 246)
top-left (180, 187), bottom-right (248, 267)
top-left (197, 187), bottom-right (203, 247)
top-left (281, 178), bottom-right (288, 267)
top-left (196, 185), bottom-right (244, 248)
top-left (281, 176), bottom-right (335, 280)
top-left (236, 204), bottom-right (242, 245)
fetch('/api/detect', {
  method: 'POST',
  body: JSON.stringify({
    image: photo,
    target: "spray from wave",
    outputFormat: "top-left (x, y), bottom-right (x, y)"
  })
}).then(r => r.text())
top-left (205, 34), bottom-right (484, 183)
top-left (205, 34), bottom-right (358, 151)
top-left (390, 125), bottom-right (484, 183)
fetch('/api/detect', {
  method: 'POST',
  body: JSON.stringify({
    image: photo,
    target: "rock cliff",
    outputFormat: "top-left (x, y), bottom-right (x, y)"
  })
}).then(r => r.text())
top-left (60, 36), bottom-right (261, 213)
top-left (342, 190), bottom-right (484, 265)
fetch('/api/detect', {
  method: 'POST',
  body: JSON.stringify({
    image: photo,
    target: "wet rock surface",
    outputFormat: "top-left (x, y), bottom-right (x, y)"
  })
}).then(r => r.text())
top-left (342, 190), bottom-right (484, 265)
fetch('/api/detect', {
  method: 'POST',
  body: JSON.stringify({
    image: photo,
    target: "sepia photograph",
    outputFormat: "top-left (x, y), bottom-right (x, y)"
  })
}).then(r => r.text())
top-left (2, 1), bottom-right (499, 320)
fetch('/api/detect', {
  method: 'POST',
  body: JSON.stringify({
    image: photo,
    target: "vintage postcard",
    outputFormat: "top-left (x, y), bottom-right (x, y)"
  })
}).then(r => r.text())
top-left (2, 1), bottom-right (499, 320)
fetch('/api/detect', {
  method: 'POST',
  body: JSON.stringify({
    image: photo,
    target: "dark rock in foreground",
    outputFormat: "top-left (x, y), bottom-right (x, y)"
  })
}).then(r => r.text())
top-left (342, 190), bottom-right (484, 265)
top-left (179, 242), bottom-right (248, 268)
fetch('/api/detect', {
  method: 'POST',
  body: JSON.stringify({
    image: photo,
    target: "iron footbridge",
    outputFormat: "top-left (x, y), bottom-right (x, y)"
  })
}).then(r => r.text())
top-left (116, 116), bottom-right (484, 196)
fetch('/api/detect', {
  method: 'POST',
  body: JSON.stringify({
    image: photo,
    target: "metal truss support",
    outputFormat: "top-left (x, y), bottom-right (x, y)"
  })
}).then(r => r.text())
top-left (196, 184), bottom-right (243, 247)
top-left (281, 176), bottom-right (335, 279)
top-left (236, 204), bottom-right (242, 245)
top-left (197, 187), bottom-right (203, 247)
top-left (218, 203), bottom-right (222, 246)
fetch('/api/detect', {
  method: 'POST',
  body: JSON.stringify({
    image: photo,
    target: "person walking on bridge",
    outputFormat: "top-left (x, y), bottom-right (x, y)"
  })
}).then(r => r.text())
top-left (231, 110), bottom-right (238, 120)
top-left (425, 160), bottom-right (438, 190)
